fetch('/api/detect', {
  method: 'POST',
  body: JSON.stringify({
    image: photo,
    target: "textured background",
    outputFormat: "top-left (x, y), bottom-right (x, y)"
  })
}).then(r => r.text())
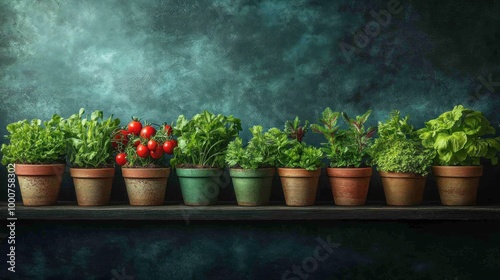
top-left (1, 0), bottom-right (500, 279)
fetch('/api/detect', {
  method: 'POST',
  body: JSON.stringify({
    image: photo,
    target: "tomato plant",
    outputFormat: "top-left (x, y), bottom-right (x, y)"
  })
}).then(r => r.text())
top-left (163, 139), bottom-right (177, 155)
top-left (150, 145), bottom-right (164, 159)
top-left (136, 144), bottom-right (150, 158)
top-left (140, 125), bottom-right (157, 139)
top-left (127, 118), bottom-right (142, 135)
top-left (147, 139), bottom-right (158, 150)
top-left (112, 129), bottom-right (129, 149)
top-left (116, 153), bottom-right (127, 166)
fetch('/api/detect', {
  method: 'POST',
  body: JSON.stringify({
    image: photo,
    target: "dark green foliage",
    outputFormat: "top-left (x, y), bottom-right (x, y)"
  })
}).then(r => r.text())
top-left (312, 108), bottom-right (376, 168)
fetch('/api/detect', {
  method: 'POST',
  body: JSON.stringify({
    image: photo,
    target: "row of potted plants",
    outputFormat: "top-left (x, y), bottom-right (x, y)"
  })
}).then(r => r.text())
top-left (2, 105), bottom-right (499, 207)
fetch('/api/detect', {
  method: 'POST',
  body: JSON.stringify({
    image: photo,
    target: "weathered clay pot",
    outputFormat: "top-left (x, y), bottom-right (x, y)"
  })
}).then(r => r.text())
top-left (380, 171), bottom-right (427, 206)
top-left (230, 168), bottom-right (275, 206)
top-left (176, 168), bottom-right (223, 206)
top-left (15, 164), bottom-right (65, 206)
top-left (278, 168), bottom-right (321, 206)
top-left (432, 166), bottom-right (483, 206)
top-left (327, 167), bottom-right (372, 206)
top-left (122, 168), bottom-right (170, 206)
top-left (70, 168), bottom-right (115, 206)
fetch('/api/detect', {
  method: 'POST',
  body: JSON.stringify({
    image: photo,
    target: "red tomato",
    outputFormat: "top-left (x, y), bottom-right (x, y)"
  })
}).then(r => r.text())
top-left (136, 144), bottom-right (150, 158)
top-left (140, 126), bottom-right (157, 139)
top-left (163, 139), bottom-right (177, 155)
top-left (115, 153), bottom-right (127, 166)
top-left (127, 119), bottom-right (142, 135)
top-left (147, 139), bottom-right (158, 150)
top-left (112, 129), bottom-right (129, 149)
top-left (164, 124), bottom-right (172, 136)
top-left (150, 145), bottom-right (164, 159)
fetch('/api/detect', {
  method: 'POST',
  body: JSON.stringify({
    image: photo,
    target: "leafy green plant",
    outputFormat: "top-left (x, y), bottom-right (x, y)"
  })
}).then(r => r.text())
top-left (369, 111), bottom-right (434, 176)
top-left (170, 110), bottom-right (242, 168)
top-left (418, 105), bottom-right (500, 166)
top-left (312, 108), bottom-right (376, 167)
top-left (63, 108), bottom-right (120, 168)
top-left (273, 117), bottom-right (323, 171)
top-left (225, 126), bottom-right (282, 169)
top-left (1, 115), bottom-right (66, 165)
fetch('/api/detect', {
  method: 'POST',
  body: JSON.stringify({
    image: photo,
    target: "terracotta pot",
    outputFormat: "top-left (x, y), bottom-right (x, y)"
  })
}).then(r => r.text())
top-left (15, 164), bottom-right (65, 206)
top-left (380, 171), bottom-right (427, 206)
top-left (122, 168), bottom-right (170, 206)
top-left (278, 168), bottom-right (321, 206)
top-left (432, 166), bottom-right (483, 206)
top-left (176, 168), bottom-right (223, 206)
top-left (70, 168), bottom-right (115, 206)
top-left (230, 168), bottom-right (275, 206)
top-left (327, 167), bottom-right (372, 206)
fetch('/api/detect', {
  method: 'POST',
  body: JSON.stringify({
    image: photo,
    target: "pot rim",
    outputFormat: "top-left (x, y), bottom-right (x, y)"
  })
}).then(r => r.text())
top-left (229, 167), bottom-right (276, 178)
top-left (278, 167), bottom-right (321, 177)
top-left (70, 167), bottom-right (115, 178)
top-left (14, 163), bottom-right (65, 176)
top-left (327, 167), bottom-right (372, 177)
top-left (122, 167), bottom-right (170, 178)
top-left (379, 171), bottom-right (426, 179)
top-left (431, 165), bottom-right (483, 177)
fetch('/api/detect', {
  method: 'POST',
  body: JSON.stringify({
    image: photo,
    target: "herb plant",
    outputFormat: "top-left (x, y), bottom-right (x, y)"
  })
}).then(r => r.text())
top-left (63, 108), bottom-right (120, 168)
top-left (170, 110), bottom-right (242, 168)
top-left (369, 111), bottom-right (434, 176)
top-left (225, 126), bottom-right (282, 170)
top-left (275, 117), bottom-right (323, 171)
top-left (418, 105), bottom-right (500, 166)
top-left (312, 108), bottom-right (376, 167)
top-left (1, 115), bottom-right (66, 165)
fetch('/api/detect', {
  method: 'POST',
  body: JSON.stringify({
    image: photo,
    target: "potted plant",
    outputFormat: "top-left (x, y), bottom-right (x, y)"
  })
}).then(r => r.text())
top-left (63, 109), bottom-right (120, 206)
top-left (369, 111), bottom-right (435, 206)
top-left (115, 117), bottom-right (175, 206)
top-left (418, 105), bottom-right (500, 205)
top-left (275, 117), bottom-right (323, 206)
top-left (312, 108), bottom-right (376, 206)
top-left (1, 115), bottom-right (67, 206)
top-left (170, 110), bottom-right (242, 206)
top-left (225, 125), bottom-right (281, 206)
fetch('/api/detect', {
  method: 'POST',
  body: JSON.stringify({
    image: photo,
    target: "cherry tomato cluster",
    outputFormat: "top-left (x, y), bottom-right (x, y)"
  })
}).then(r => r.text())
top-left (112, 117), bottom-right (177, 166)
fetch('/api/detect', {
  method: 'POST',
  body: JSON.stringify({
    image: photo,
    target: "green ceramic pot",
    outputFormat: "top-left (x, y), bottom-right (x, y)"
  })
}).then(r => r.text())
top-left (176, 168), bottom-right (224, 206)
top-left (230, 168), bottom-right (276, 206)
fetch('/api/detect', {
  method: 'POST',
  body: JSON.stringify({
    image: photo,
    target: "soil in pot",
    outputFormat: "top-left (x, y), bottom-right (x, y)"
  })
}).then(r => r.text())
top-left (432, 166), bottom-right (483, 206)
top-left (278, 168), bottom-right (321, 206)
top-left (230, 168), bottom-right (275, 206)
top-left (122, 168), bottom-right (170, 206)
top-left (327, 167), bottom-right (372, 206)
top-left (176, 168), bottom-right (224, 206)
top-left (380, 171), bottom-right (426, 206)
top-left (70, 168), bottom-right (115, 206)
top-left (15, 164), bottom-right (65, 206)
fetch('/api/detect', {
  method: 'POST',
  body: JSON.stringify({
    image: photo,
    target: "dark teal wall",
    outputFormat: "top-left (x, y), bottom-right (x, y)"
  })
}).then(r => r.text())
top-left (1, 1), bottom-right (500, 279)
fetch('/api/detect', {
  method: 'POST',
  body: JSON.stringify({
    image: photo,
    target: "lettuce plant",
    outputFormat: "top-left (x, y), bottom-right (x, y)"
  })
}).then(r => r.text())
top-left (63, 108), bottom-right (120, 168)
top-left (418, 105), bottom-right (500, 166)
top-left (1, 115), bottom-right (67, 165)
top-left (225, 126), bottom-right (282, 170)
top-left (312, 108), bottom-right (376, 168)
top-left (369, 111), bottom-right (434, 176)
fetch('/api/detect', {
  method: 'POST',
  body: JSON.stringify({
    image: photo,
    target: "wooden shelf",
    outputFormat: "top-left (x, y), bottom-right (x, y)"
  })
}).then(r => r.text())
top-left (1, 202), bottom-right (500, 221)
